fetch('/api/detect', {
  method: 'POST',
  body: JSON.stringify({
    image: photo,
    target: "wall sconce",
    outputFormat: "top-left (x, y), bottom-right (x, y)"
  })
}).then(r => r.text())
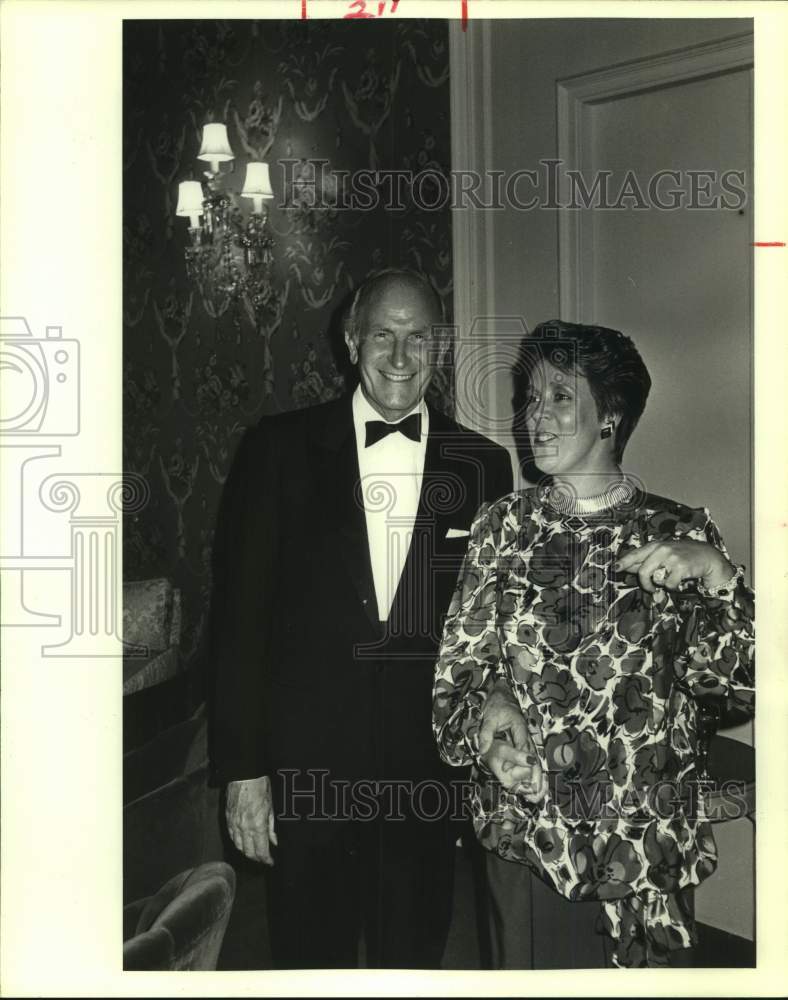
top-left (176, 123), bottom-right (278, 321)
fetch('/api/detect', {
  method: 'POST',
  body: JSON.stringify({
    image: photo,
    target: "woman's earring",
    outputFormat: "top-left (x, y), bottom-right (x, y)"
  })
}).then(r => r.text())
top-left (600, 425), bottom-right (613, 439)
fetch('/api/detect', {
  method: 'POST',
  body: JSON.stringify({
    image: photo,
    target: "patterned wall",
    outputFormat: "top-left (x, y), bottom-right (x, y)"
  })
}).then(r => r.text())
top-left (123, 19), bottom-right (454, 666)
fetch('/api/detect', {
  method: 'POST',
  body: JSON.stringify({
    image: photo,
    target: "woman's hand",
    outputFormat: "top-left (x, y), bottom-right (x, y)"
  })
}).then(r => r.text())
top-left (616, 539), bottom-right (735, 594)
top-left (482, 738), bottom-right (549, 802)
top-left (479, 679), bottom-right (548, 801)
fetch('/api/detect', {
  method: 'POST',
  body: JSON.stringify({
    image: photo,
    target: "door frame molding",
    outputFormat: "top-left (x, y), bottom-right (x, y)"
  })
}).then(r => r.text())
top-left (449, 19), bottom-right (496, 432)
top-left (556, 32), bottom-right (754, 321)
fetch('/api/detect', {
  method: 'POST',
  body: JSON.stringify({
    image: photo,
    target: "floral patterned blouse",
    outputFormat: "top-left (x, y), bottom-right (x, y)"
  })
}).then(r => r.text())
top-left (432, 487), bottom-right (755, 967)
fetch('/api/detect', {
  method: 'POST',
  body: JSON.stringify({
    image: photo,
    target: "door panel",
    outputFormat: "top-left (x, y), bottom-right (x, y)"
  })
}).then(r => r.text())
top-left (576, 65), bottom-right (754, 941)
top-left (588, 69), bottom-right (753, 574)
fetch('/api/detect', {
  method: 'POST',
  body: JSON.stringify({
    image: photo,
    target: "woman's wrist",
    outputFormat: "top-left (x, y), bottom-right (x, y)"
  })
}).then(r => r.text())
top-left (698, 563), bottom-right (745, 600)
top-left (490, 675), bottom-right (519, 703)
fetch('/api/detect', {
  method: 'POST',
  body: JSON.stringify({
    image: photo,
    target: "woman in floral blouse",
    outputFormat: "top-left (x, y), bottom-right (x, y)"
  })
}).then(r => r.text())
top-left (432, 321), bottom-right (754, 968)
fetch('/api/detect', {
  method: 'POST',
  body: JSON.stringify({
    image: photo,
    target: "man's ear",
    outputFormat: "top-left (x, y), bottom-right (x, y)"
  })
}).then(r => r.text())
top-left (344, 327), bottom-right (358, 365)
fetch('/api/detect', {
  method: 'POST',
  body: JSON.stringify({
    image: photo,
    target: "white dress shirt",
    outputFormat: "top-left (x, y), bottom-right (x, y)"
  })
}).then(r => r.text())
top-left (352, 386), bottom-right (429, 622)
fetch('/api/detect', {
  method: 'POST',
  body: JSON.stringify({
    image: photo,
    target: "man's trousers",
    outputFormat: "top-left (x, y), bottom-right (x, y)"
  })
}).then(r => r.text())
top-left (267, 786), bottom-right (460, 969)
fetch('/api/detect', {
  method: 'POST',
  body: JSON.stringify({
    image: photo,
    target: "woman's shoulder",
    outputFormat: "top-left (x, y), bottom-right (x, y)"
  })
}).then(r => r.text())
top-left (480, 486), bottom-right (715, 537)
top-left (637, 491), bottom-right (712, 537)
top-left (483, 486), bottom-right (542, 524)
top-left (467, 489), bottom-right (542, 549)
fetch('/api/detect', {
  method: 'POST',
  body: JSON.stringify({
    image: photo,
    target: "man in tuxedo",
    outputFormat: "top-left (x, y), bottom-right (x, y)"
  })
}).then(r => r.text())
top-left (209, 268), bottom-right (512, 969)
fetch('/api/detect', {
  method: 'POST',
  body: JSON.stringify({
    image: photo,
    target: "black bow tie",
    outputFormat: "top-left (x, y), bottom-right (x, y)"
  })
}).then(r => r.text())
top-left (365, 413), bottom-right (422, 447)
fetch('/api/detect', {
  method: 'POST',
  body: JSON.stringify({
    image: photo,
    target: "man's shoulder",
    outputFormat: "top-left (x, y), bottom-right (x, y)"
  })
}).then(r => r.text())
top-left (430, 408), bottom-right (509, 458)
top-left (227, 397), bottom-right (349, 472)
top-left (252, 395), bottom-right (349, 440)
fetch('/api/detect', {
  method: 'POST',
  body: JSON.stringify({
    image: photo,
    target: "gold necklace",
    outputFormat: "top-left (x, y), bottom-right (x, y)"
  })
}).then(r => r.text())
top-left (540, 478), bottom-right (637, 516)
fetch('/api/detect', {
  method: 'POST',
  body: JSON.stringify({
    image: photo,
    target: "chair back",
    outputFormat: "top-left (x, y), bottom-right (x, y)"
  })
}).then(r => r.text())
top-left (123, 862), bottom-right (235, 971)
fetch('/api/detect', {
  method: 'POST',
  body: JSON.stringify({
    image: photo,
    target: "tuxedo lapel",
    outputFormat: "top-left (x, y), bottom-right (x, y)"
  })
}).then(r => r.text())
top-left (310, 399), bottom-right (464, 637)
top-left (416, 405), bottom-right (461, 533)
top-left (310, 396), bottom-right (380, 632)
top-left (387, 406), bottom-right (458, 632)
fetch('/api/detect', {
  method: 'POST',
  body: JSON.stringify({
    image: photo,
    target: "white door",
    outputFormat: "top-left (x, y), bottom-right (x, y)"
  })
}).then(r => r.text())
top-left (559, 49), bottom-right (754, 940)
top-left (577, 68), bottom-right (753, 572)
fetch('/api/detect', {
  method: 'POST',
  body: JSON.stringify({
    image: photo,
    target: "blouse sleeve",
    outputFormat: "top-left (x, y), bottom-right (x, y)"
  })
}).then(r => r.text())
top-left (432, 500), bottom-right (507, 767)
top-left (673, 509), bottom-right (755, 716)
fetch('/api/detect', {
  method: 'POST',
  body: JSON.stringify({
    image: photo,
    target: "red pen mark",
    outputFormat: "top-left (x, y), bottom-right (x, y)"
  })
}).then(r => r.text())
top-left (461, 0), bottom-right (468, 31)
top-left (345, 0), bottom-right (374, 17)
top-left (752, 241), bottom-right (786, 247)
top-left (344, 0), bottom-right (399, 18)
top-left (301, 0), bottom-right (307, 18)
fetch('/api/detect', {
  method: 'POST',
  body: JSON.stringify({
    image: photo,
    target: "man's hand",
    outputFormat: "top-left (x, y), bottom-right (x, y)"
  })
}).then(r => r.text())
top-left (226, 775), bottom-right (278, 865)
top-left (478, 679), bottom-right (546, 801)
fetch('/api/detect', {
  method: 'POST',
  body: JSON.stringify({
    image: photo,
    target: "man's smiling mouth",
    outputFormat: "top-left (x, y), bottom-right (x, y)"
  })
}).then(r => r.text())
top-left (533, 431), bottom-right (558, 443)
top-left (379, 371), bottom-right (416, 382)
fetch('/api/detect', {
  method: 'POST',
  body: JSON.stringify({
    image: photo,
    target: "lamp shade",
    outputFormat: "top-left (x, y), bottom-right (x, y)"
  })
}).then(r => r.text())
top-left (197, 123), bottom-right (234, 163)
top-left (241, 162), bottom-right (274, 199)
top-left (176, 181), bottom-right (205, 216)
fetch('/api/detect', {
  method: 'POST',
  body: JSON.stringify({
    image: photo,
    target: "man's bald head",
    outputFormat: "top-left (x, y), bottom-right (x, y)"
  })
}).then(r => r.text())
top-left (343, 268), bottom-right (446, 423)
top-left (347, 268), bottom-right (444, 343)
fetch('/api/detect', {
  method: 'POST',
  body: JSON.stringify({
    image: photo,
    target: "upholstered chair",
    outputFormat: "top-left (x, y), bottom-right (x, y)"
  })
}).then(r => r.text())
top-left (123, 862), bottom-right (235, 970)
top-left (123, 577), bottom-right (183, 696)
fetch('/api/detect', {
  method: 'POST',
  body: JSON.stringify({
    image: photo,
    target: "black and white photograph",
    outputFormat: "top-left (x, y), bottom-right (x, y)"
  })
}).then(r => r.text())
top-left (2, 1), bottom-right (787, 994)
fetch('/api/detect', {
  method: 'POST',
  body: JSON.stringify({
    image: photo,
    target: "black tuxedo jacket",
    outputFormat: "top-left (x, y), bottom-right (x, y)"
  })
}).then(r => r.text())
top-left (208, 394), bottom-right (512, 789)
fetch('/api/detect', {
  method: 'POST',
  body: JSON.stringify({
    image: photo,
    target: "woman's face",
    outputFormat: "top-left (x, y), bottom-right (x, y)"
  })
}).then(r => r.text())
top-left (524, 360), bottom-right (612, 476)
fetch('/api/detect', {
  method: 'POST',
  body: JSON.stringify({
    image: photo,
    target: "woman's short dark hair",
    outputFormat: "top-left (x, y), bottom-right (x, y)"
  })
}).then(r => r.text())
top-left (516, 320), bottom-right (652, 463)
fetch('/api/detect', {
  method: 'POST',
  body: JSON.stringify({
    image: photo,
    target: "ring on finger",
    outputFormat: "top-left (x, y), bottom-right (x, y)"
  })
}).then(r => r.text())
top-left (652, 565), bottom-right (668, 586)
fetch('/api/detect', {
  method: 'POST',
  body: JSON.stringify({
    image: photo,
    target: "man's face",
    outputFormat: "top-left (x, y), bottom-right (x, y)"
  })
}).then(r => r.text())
top-left (345, 278), bottom-right (442, 422)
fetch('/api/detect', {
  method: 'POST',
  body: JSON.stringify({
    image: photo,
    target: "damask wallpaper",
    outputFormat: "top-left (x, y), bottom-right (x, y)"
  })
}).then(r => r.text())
top-left (123, 19), bottom-right (454, 668)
